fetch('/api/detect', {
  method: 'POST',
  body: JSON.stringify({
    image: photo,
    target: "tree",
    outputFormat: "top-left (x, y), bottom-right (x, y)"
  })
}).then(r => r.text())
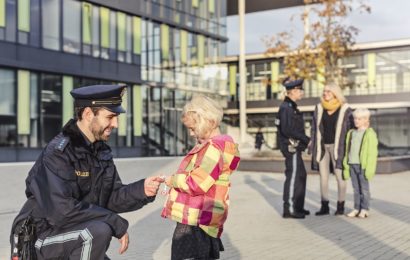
top-left (264, 0), bottom-right (370, 88)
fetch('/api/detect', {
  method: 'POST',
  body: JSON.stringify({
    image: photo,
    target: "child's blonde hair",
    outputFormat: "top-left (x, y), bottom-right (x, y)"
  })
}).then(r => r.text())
top-left (353, 108), bottom-right (371, 120)
top-left (182, 94), bottom-right (223, 138)
top-left (325, 82), bottom-right (347, 104)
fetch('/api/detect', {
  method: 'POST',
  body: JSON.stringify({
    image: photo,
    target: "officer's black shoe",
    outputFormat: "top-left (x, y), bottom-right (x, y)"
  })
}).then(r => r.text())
top-left (302, 209), bottom-right (310, 215)
top-left (282, 211), bottom-right (292, 218)
top-left (283, 207), bottom-right (292, 218)
top-left (283, 211), bottom-right (305, 219)
top-left (291, 211), bottom-right (306, 219)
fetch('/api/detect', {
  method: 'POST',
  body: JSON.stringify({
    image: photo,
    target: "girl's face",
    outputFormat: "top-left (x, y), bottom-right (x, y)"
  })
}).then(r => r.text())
top-left (322, 87), bottom-right (335, 101)
top-left (184, 116), bottom-right (208, 144)
top-left (354, 116), bottom-right (369, 129)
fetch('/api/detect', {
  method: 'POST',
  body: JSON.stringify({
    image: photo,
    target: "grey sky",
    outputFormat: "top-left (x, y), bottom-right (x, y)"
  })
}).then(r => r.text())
top-left (226, 0), bottom-right (410, 55)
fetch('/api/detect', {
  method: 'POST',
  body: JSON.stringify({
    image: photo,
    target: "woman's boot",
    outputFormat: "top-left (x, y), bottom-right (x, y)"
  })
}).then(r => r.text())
top-left (315, 200), bottom-right (330, 216)
top-left (334, 201), bottom-right (345, 215)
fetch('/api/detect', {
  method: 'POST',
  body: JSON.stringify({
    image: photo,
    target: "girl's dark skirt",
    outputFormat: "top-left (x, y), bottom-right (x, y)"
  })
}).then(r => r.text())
top-left (171, 222), bottom-right (224, 260)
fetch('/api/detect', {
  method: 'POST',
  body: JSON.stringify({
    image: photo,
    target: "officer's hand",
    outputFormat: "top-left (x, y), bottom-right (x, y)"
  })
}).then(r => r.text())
top-left (119, 232), bottom-right (129, 254)
top-left (144, 176), bottom-right (164, 197)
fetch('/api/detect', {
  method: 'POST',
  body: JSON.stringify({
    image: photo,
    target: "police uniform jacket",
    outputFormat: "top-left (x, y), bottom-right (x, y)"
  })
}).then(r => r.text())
top-left (277, 97), bottom-right (310, 152)
top-left (11, 119), bottom-right (154, 241)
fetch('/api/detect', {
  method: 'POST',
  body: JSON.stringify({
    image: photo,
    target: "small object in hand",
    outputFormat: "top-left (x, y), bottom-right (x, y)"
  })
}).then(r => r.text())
top-left (160, 175), bottom-right (168, 196)
top-left (161, 185), bottom-right (168, 196)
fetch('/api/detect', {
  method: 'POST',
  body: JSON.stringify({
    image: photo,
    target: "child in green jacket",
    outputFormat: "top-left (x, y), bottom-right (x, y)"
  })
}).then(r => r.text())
top-left (343, 108), bottom-right (378, 218)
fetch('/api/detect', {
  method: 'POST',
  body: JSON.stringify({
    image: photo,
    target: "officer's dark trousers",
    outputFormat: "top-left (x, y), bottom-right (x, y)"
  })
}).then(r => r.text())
top-left (34, 220), bottom-right (112, 260)
top-left (282, 150), bottom-right (307, 212)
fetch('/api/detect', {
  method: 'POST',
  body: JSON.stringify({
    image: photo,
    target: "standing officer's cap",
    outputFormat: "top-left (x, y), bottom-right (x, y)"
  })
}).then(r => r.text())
top-left (282, 77), bottom-right (304, 90)
top-left (70, 85), bottom-right (126, 114)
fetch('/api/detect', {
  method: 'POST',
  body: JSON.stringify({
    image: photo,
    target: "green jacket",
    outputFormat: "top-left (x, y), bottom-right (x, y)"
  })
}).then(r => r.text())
top-left (343, 127), bottom-right (378, 180)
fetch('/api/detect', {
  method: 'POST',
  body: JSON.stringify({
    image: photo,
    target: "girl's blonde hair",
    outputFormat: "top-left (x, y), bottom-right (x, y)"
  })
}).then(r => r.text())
top-left (324, 82), bottom-right (347, 104)
top-left (353, 108), bottom-right (371, 120)
top-left (182, 94), bottom-right (223, 138)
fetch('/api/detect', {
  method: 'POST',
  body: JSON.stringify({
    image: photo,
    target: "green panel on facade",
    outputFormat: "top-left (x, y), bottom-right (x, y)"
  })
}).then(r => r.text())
top-left (0, 0), bottom-right (5, 27)
top-left (229, 65), bottom-right (237, 95)
top-left (100, 7), bottom-right (110, 48)
top-left (209, 0), bottom-right (215, 13)
top-left (133, 16), bottom-right (141, 54)
top-left (198, 35), bottom-right (205, 67)
top-left (18, 0), bottom-right (30, 32)
top-left (133, 85), bottom-right (142, 137)
top-left (82, 3), bottom-right (92, 44)
top-left (367, 53), bottom-right (376, 86)
top-left (118, 89), bottom-right (127, 136)
top-left (271, 61), bottom-right (279, 93)
top-left (161, 24), bottom-right (169, 60)
top-left (316, 65), bottom-right (325, 90)
top-left (17, 70), bottom-right (30, 135)
top-left (192, 0), bottom-right (199, 8)
top-left (117, 12), bottom-right (126, 51)
top-left (62, 76), bottom-right (74, 126)
top-left (180, 30), bottom-right (188, 64)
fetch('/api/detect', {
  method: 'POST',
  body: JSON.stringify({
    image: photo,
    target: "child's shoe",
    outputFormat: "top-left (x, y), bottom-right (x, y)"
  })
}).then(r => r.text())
top-left (346, 209), bottom-right (360, 218)
top-left (358, 209), bottom-right (369, 218)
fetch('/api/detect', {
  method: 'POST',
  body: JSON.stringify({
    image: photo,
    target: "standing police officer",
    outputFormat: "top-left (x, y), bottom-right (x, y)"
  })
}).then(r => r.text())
top-left (277, 79), bottom-right (310, 219)
top-left (10, 85), bottom-right (164, 259)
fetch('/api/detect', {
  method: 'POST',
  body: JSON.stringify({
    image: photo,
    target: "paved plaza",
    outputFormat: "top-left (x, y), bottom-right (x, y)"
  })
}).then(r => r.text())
top-left (0, 157), bottom-right (409, 259)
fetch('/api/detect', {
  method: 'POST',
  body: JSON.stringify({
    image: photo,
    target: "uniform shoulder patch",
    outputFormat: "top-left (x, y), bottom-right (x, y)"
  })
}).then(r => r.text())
top-left (55, 137), bottom-right (70, 152)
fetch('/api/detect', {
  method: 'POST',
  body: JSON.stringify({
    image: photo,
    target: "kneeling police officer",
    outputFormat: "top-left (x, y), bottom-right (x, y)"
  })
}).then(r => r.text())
top-left (276, 78), bottom-right (310, 219)
top-left (10, 85), bottom-right (164, 259)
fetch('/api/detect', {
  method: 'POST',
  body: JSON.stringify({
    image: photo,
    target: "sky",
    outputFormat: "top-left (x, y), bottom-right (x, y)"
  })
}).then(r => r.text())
top-left (226, 0), bottom-right (410, 55)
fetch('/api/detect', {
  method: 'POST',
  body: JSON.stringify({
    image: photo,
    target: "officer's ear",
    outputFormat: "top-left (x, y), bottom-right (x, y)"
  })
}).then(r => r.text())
top-left (83, 107), bottom-right (95, 122)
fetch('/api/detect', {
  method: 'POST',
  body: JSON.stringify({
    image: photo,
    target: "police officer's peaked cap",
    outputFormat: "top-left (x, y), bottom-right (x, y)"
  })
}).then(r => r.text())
top-left (70, 85), bottom-right (126, 114)
top-left (282, 77), bottom-right (304, 90)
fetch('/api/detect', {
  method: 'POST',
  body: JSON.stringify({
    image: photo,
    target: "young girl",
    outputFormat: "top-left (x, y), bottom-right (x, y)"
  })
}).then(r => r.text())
top-left (343, 108), bottom-right (378, 218)
top-left (161, 95), bottom-right (240, 259)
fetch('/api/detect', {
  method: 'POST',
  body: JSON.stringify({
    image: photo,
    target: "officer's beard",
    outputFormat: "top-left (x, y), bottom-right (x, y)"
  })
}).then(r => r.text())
top-left (90, 119), bottom-right (111, 142)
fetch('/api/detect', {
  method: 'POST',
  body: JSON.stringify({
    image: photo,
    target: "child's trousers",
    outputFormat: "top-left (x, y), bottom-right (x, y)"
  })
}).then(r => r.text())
top-left (349, 164), bottom-right (370, 210)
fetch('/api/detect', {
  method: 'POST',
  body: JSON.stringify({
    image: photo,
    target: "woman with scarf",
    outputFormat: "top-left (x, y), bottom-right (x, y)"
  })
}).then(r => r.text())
top-left (309, 83), bottom-right (353, 216)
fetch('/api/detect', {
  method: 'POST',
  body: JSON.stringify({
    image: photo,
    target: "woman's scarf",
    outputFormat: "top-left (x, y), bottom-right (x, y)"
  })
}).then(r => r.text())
top-left (321, 98), bottom-right (341, 111)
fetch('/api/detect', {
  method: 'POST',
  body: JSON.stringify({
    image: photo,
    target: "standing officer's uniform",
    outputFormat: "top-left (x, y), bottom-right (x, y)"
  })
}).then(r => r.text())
top-left (10, 85), bottom-right (154, 259)
top-left (276, 79), bottom-right (310, 219)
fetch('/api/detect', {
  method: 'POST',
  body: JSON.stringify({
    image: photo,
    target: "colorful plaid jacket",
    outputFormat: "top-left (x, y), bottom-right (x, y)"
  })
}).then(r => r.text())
top-left (161, 134), bottom-right (240, 238)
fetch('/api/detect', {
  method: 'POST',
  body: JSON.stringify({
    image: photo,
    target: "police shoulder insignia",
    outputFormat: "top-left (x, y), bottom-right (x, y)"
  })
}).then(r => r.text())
top-left (55, 137), bottom-right (69, 152)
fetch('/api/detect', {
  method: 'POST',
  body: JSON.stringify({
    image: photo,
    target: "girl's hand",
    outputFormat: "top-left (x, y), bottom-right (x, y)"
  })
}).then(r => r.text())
top-left (165, 176), bottom-right (172, 187)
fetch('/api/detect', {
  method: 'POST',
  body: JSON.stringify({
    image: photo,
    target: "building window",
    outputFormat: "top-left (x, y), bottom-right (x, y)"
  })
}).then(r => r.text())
top-left (109, 10), bottom-right (117, 60)
top-left (40, 74), bottom-right (62, 145)
top-left (42, 0), bottom-right (60, 50)
top-left (63, 0), bottom-right (81, 54)
top-left (5, 0), bottom-right (16, 42)
top-left (29, 0), bottom-right (40, 47)
top-left (29, 72), bottom-right (39, 147)
top-left (0, 68), bottom-right (16, 147)
top-left (92, 5), bottom-right (100, 58)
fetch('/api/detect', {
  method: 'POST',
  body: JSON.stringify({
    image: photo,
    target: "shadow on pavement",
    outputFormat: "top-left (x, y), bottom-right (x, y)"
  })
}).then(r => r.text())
top-left (246, 174), bottom-right (409, 259)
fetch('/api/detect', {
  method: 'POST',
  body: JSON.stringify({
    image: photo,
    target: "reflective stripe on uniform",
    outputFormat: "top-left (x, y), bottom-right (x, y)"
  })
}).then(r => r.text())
top-left (288, 153), bottom-right (297, 213)
top-left (35, 228), bottom-right (93, 260)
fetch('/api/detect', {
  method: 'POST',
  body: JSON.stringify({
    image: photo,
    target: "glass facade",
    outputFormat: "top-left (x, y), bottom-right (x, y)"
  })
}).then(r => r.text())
top-left (229, 47), bottom-right (410, 101)
top-left (225, 46), bottom-right (410, 155)
top-left (0, 0), bottom-right (228, 158)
